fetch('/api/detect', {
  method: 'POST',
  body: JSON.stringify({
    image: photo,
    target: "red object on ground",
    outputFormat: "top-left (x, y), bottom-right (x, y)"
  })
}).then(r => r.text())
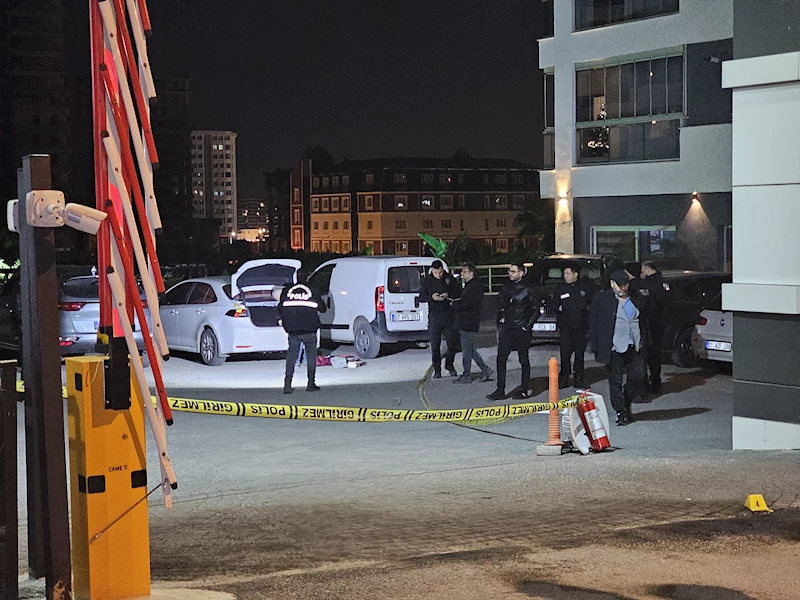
top-left (577, 395), bottom-right (611, 452)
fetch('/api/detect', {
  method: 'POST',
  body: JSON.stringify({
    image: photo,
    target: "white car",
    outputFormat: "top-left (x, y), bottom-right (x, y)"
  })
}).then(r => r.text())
top-left (159, 259), bottom-right (301, 365)
top-left (308, 255), bottom-right (442, 359)
top-left (692, 308), bottom-right (733, 363)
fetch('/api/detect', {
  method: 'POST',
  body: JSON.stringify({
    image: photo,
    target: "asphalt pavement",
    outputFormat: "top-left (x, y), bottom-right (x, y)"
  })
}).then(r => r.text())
top-left (14, 336), bottom-right (800, 599)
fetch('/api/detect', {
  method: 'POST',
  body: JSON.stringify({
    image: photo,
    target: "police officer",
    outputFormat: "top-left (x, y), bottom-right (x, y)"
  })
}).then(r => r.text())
top-left (555, 261), bottom-right (593, 389)
top-left (631, 261), bottom-right (668, 393)
top-left (278, 270), bottom-right (326, 394)
top-left (418, 260), bottom-right (461, 378)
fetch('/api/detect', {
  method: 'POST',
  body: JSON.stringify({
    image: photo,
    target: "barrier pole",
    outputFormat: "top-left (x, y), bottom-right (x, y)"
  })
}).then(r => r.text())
top-left (545, 357), bottom-right (563, 446)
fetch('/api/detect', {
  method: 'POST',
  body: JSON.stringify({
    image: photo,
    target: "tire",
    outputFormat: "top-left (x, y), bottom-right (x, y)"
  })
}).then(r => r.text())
top-left (671, 328), bottom-right (698, 368)
top-left (354, 319), bottom-right (380, 359)
top-left (199, 328), bottom-right (226, 366)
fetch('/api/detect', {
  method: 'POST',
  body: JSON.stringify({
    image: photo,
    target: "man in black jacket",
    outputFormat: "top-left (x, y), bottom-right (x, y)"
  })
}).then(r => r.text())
top-left (554, 261), bottom-right (593, 389)
top-left (589, 270), bottom-right (649, 425)
top-left (452, 264), bottom-right (493, 384)
top-left (418, 260), bottom-right (461, 378)
top-left (278, 270), bottom-right (327, 394)
top-left (487, 263), bottom-right (540, 401)
top-left (630, 261), bottom-right (668, 393)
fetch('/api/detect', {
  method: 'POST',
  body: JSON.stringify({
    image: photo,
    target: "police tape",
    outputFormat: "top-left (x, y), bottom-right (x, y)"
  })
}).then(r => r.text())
top-left (14, 380), bottom-right (580, 424)
top-left (166, 396), bottom-right (580, 423)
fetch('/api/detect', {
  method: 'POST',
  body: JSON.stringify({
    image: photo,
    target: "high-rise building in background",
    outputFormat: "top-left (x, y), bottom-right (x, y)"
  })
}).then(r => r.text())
top-left (0, 0), bottom-right (72, 202)
top-left (264, 168), bottom-right (291, 252)
top-left (151, 78), bottom-right (193, 236)
top-left (191, 130), bottom-right (238, 243)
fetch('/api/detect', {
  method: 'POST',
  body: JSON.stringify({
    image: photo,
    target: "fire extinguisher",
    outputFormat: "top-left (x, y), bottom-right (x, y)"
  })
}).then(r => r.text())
top-left (577, 392), bottom-right (611, 452)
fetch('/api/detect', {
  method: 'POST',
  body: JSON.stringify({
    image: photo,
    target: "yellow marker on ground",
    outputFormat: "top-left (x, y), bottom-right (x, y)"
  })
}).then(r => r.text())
top-left (744, 494), bottom-right (773, 513)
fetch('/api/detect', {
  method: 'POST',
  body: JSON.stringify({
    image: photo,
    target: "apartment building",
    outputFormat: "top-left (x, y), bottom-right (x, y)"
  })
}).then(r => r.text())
top-left (191, 130), bottom-right (238, 242)
top-left (539, 0), bottom-right (733, 271)
top-left (288, 152), bottom-right (541, 255)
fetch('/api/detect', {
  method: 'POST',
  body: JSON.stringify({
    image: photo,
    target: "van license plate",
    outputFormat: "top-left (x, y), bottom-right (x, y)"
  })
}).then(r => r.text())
top-left (533, 323), bottom-right (556, 331)
top-left (391, 312), bottom-right (420, 322)
top-left (706, 341), bottom-right (731, 351)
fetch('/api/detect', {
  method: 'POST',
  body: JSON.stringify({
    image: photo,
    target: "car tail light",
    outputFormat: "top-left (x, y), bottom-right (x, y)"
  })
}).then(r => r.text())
top-left (58, 302), bottom-right (86, 311)
top-left (225, 306), bottom-right (249, 318)
top-left (375, 286), bottom-right (385, 312)
top-left (696, 315), bottom-right (708, 326)
top-left (59, 336), bottom-right (78, 347)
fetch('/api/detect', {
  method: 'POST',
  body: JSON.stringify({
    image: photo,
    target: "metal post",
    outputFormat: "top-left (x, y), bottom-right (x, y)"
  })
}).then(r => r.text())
top-left (0, 360), bottom-right (19, 600)
top-left (17, 154), bottom-right (73, 599)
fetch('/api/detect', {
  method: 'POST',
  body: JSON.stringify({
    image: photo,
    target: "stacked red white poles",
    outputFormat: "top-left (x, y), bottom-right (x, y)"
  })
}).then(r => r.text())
top-left (90, 0), bottom-right (177, 506)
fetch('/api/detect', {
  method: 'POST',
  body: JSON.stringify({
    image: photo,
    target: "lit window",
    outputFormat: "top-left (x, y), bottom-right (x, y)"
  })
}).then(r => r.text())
top-left (421, 195), bottom-right (434, 210)
top-left (394, 195), bottom-right (407, 210)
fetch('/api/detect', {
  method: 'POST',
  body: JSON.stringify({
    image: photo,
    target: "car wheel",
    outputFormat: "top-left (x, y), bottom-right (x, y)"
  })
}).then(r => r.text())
top-left (672, 328), bottom-right (698, 368)
top-left (199, 328), bottom-right (226, 366)
top-left (354, 319), bottom-right (380, 359)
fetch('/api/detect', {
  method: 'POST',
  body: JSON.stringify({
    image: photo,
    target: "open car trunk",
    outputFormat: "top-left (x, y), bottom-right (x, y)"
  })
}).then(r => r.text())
top-left (231, 259), bottom-right (301, 328)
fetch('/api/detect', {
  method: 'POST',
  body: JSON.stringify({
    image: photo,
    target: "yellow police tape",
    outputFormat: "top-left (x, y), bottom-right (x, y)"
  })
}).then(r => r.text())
top-left (15, 379), bottom-right (579, 424)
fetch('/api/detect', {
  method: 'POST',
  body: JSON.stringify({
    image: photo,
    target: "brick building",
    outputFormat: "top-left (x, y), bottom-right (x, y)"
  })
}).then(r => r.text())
top-left (286, 151), bottom-right (541, 255)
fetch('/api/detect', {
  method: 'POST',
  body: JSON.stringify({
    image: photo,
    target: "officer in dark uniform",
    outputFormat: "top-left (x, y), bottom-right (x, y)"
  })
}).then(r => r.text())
top-left (418, 260), bottom-right (461, 378)
top-left (630, 261), bottom-right (668, 393)
top-left (554, 261), bottom-right (593, 389)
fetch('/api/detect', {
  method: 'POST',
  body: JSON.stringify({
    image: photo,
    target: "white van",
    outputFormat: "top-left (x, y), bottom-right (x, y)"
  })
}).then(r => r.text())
top-left (308, 256), bottom-right (445, 359)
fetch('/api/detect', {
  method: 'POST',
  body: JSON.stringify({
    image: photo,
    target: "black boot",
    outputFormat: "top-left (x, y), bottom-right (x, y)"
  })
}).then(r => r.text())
top-left (615, 411), bottom-right (630, 426)
top-left (486, 388), bottom-right (505, 401)
top-left (574, 374), bottom-right (586, 389)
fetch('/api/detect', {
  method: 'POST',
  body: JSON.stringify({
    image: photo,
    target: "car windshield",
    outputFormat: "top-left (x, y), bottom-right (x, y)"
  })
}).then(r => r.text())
top-left (61, 277), bottom-right (145, 299)
top-left (388, 266), bottom-right (426, 293)
top-left (534, 259), bottom-right (603, 289)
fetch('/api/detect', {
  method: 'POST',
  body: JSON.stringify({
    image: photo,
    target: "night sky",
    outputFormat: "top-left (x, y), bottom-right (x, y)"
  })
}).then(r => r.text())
top-left (146, 1), bottom-right (545, 197)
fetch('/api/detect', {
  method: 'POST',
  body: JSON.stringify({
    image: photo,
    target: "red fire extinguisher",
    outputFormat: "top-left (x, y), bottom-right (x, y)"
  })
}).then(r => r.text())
top-left (577, 392), bottom-right (610, 452)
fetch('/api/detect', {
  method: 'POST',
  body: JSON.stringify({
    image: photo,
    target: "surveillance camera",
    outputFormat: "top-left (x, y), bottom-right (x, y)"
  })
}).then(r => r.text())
top-left (62, 203), bottom-right (108, 235)
top-left (704, 56), bottom-right (721, 64)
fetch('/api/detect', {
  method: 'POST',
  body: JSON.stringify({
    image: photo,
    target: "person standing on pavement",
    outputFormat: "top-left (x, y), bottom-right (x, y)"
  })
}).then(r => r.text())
top-left (452, 264), bottom-right (493, 384)
top-left (555, 262), bottom-right (593, 389)
top-left (589, 270), bottom-right (649, 425)
top-left (630, 261), bottom-right (668, 393)
top-left (487, 263), bottom-right (540, 401)
top-left (418, 260), bottom-right (461, 378)
top-left (278, 270), bottom-right (326, 394)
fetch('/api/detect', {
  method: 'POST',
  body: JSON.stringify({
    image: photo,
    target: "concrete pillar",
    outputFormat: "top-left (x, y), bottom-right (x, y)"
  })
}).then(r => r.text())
top-left (722, 51), bottom-right (800, 449)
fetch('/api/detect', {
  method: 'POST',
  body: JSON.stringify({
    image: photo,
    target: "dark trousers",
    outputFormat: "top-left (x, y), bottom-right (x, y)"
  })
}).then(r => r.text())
top-left (285, 332), bottom-right (318, 387)
top-left (460, 330), bottom-right (489, 375)
top-left (647, 327), bottom-right (664, 386)
top-left (607, 345), bottom-right (647, 413)
top-left (496, 327), bottom-right (532, 392)
top-left (559, 325), bottom-right (588, 379)
top-left (430, 319), bottom-right (458, 372)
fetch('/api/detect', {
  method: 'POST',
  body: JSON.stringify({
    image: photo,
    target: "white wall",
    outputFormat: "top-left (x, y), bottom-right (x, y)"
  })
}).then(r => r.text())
top-left (723, 52), bottom-right (800, 313)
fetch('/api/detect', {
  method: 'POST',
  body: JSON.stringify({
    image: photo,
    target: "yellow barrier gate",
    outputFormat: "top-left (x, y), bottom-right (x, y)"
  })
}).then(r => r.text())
top-left (66, 356), bottom-right (151, 599)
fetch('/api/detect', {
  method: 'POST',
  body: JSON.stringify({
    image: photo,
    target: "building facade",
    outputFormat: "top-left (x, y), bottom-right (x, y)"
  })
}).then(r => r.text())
top-left (288, 153), bottom-right (541, 255)
top-left (722, 0), bottom-right (800, 450)
top-left (539, 0), bottom-right (733, 271)
top-left (264, 168), bottom-right (291, 252)
top-left (191, 130), bottom-right (238, 242)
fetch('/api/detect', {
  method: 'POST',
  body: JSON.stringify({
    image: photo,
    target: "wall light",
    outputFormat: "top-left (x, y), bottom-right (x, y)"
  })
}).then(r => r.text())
top-left (692, 191), bottom-right (699, 204)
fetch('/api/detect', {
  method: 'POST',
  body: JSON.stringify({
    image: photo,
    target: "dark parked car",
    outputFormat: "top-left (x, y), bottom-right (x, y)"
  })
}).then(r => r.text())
top-left (659, 271), bottom-right (731, 367)
top-left (525, 253), bottom-right (625, 342)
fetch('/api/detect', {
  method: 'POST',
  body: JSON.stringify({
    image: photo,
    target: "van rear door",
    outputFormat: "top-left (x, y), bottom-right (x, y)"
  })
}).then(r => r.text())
top-left (383, 261), bottom-right (431, 333)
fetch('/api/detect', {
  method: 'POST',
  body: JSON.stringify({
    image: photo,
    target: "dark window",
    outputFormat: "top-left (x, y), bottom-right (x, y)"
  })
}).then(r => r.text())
top-left (605, 65), bottom-right (620, 119)
top-left (619, 63), bottom-right (635, 118)
top-left (650, 58), bottom-right (668, 115)
top-left (162, 282), bottom-right (193, 306)
top-left (187, 283), bottom-right (216, 304)
top-left (545, 73), bottom-right (555, 128)
top-left (388, 266), bottom-right (425, 293)
top-left (667, 55), bottom-right (684, 114)
top-left (635, 60), bottom-right (651, 116)
top-left (575, 0), bottom-right (679, 30)
top-left (222, 284), bottom-right (233, 299)
top-left (308, 265), bottom-right (335, 296)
